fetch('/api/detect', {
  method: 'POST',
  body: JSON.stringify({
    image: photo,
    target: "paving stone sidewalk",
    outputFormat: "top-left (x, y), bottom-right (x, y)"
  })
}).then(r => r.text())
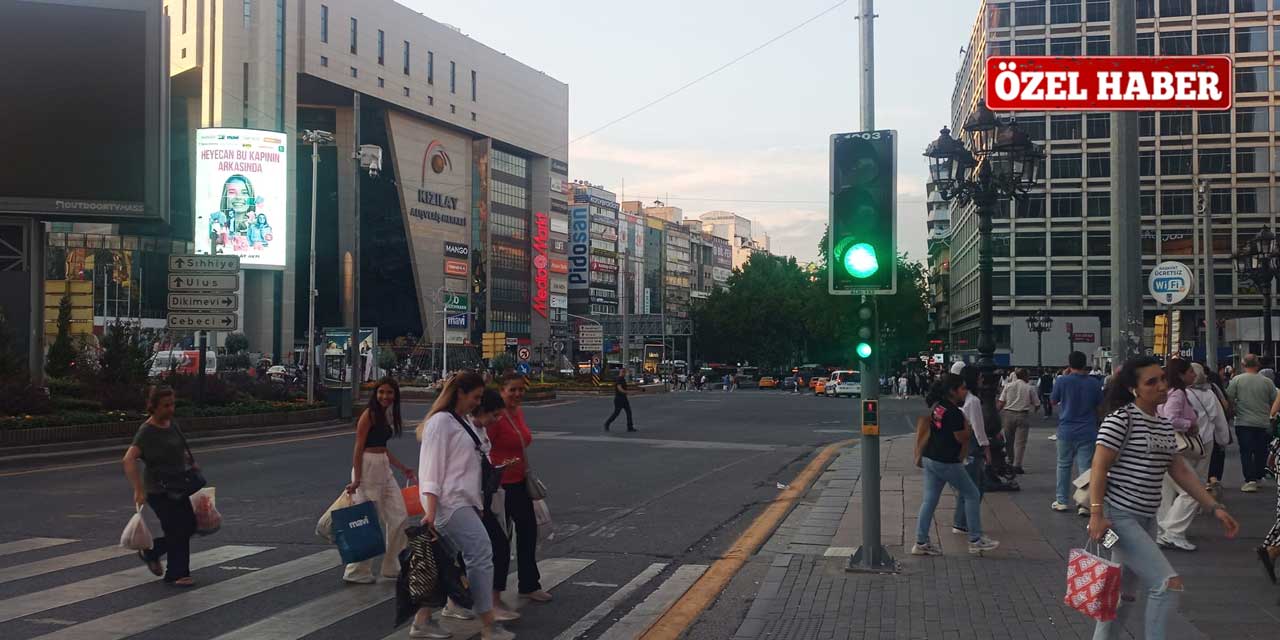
top-left (738, 407), bottom-right (1280, 639)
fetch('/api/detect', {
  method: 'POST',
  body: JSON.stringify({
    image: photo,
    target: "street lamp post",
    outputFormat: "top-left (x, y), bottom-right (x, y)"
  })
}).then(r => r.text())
top-left (1234, 228), bottom-right (1280, 367)
top-left (926, 100), bottom-right (1044, 430)
top-left (1026, 309), bottom-right (1053, 371)
top-left (300, 129), bottom-right (334, 405)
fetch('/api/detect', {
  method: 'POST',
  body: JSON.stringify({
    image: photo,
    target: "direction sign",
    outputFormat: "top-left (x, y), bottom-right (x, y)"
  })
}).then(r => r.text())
top-left (167, 293), bottom-right (239, 311)
top-left (167, 313), bottom-right (238, 330)
top-left (517, 346), bottom-right (531, 361)
top-left (516, 362), bottom-right (531, 375)
top-left (169, 254), bottom-right (240, 273)
top-left (1148, 261), bottom-right (1194, 305)
top-left (170, 274), bottom-right (239, 292)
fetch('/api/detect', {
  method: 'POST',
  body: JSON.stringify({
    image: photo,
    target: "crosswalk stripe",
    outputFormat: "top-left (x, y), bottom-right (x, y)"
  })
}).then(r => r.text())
top-left (0, 545), bottom-right (135, 585)
top-left (595, 564), bottom-right (709, 640)
top-left (210, 580), bottom-right (394, 640)
top-left (0, 545), bottom-right (270, 625)
top-left (0, 538), bottom-right (77, 557)
top-left (31, 549), bottom-right (340, 640)
top-left (379, 557), bottom-right (596, 640)
top-left (553, 562), bottom-right (667, 640)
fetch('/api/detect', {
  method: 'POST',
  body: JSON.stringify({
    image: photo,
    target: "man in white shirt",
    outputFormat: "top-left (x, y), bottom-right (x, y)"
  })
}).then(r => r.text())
top-left (997, 367), bottom-right (1040, 473)
top-left (952, 364), bottom-right (991, 535)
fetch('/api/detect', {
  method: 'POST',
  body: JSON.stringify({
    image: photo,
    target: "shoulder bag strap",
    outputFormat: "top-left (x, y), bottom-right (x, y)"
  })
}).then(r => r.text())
top-left (502, 411), bottom-right (530, 463)
top-left (165, 422), bottom-right (197, 467)
top-left (450, 412), bottom-right (484, 453)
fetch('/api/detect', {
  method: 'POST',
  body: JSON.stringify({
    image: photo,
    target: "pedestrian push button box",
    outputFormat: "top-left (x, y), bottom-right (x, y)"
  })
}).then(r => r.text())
top-left (861, 400), bottom-right (879, 436)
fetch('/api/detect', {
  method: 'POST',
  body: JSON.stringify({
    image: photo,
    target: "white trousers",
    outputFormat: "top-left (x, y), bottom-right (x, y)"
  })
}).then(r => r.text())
top-left (1156, 455), bottom-right (1203, 542)
top-left (343, 452), bottom-right (409, 581)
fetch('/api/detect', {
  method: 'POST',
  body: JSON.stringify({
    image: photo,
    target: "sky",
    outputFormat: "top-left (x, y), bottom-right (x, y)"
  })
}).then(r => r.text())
top-left (401, 0), bottom-right (981, 264)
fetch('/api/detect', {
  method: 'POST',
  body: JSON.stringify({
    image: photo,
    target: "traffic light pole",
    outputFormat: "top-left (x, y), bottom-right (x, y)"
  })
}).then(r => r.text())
top-left (848, 0), bottom-right (895, 574)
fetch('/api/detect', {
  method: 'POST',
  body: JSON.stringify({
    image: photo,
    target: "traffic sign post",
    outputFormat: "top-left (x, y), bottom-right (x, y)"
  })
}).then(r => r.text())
top-left (517, 346), bottom-right (531, 362)
top-left (167, 293), bottom-right (239, 311)
top-left (169, 274), bottom-right (239, 292)
top-left (166, 313), bottom-right (238, 330)
top-left (166, 255), bottom-right (244, 405)
top-left (1149, 261), bottom-right (1193, 362)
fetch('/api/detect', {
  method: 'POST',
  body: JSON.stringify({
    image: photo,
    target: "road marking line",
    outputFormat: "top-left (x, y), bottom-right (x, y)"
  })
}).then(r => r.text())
top-left (536, 434), bottom-right (778, 451)
top-left (210, 580), bottom-right (395, 640)
top-left (638, 439), bottom-right (854, 640)
top-left (597, 564), bottom-right (708, 640)
top-left (0, 545), bottom-right (134, 585)
top-left (0, 537), bottom-right (76, 557)
top-left (32, 550), bottom-right (340, 640)
top-left (0, 545), bottom-right (271, 624)
top-left (571, 581), bottom-right (619, 588)
top-left (554, 563), bottom-right (667, 640)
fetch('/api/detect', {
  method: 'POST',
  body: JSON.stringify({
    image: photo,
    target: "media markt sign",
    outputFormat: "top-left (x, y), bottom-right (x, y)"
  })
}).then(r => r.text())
top-left (1148, 260), bottom-right (1194, 305)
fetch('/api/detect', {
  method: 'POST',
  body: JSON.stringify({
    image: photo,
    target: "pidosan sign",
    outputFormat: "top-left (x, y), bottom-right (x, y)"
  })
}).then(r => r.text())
top-left (1149, 260), bottom-right (1194, 305)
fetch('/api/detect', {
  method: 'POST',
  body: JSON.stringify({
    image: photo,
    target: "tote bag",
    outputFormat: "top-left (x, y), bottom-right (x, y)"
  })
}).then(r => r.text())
top-left (330, 500), bottom-right (385, 564)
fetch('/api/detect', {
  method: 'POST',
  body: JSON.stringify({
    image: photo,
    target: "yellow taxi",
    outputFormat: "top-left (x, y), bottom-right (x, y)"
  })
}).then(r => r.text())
top-left (813, 377), bottom-right (829, 396)
top-left (758, 376), bottom-right (778, 389)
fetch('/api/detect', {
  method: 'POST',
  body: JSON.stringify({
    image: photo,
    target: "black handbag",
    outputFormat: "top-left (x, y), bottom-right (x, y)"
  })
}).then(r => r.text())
top-left (451, 413), bottom-right (503, 499)
top-left (153, 423), bottom-right (207, 499)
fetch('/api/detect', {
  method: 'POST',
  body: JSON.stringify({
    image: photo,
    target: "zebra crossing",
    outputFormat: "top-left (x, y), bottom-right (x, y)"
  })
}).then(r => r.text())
top-left (0, 537), bottom-right (709, 640)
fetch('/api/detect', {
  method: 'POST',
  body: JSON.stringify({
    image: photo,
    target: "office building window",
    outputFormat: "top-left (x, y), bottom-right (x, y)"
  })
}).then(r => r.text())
top-left (1140, 151), bottom-right (1155, 176)
top-left (1161, 190), bottom-right (1193, 216)
top-left (349, 17), bottom-right (357, 54)
top-left (988, 40), bottom-right (1012, 56)
top-left (404, 86), bottom-right (410, 97)
top-left (1237, 147), bottom-right (1269, 173)
top-left (1050, 114), bottom-right (1082, 140)
top-left (1199, 148), bottom-right (1231, 173)
top-left (1087, 273), bottom-right (1111, 296)
top-left (1160, 32), bottom-right (1192, 55)
top-left (1019, 116), bottom-right (1046, 141)
top-left (1236, 26), bottom-right (1268, 53)
top-left (1235, 0), bottom-right (1267, 11)
top-left (350, 67), bottom-right (357, 78)
top-left (1236, 66), bottom-right (1268, 92)
top-left (1160, 149), bottom-right (1192, 175)
top-left (1052, 272), bottom-right (1083, 295)
top-left (1087, 192), bottom-right (1110, 217)
top-left (1088, 230), bottom-right (1111, 256)
top-left (1137, 33), bottom-right (1154, 56)
top-left (1015, 1), bottom-right (1046, 24)
top-left (1086, 0), bottom-right (1109, 21)
top-left (243, 0), bottom-right (251, 28)
top-left (1050, 36), bottom-right (1082, 55)
top-left (1052, 232), bottom-right (1083, 256)
top-left (1051, 153), bottom-right (1082, 179)
top-left (1199, 111), bottom-right (1230, 134)
top-left (1136, 0), bottom-right (1155, 18)
top-left (1086, 113), bottom-right (1110, 139)
top-left (1139, 112), bottom-right (1155, 136)
top-left (1237, 187), bottom-right (1270, 213)
top-left (1051, 192), bottom-right (1083, 217)
top-left (1141, 191), bottom-right (1156, 215)
top-left (989, 2), bottom-right (1011, 27)
top-left (1015, 232), bottom-right (1047, 256)
top-left (1050, 0), bottom-right (1080, 22)
top-left (377, 30), bottom-right (384, 65)
top-left (1197, 28), bottom-right (1228, 54)
top-left (1017, 194), bottom-right (1046, 218)
top-left (1016, 271), bottom-right (1047, 296)
top-left (1015, 38), bottom-right (1046, 55)
top-left (1197, 0), bottom-right (1229, 13)
top-left (1087, 152), bottom-right (1109, 177)
top-left (1209, 188), bottom-right (1232, 215)
top-left (992, 233), bottom-right (1012, 257)
top-left (471, 70), bottom-right (477, 101)
top-left (428, 95), bottom-right (434, 105)
top-left (318, 4), bottom-right (325, 41)
top-left (403, 41), bottom-right (410, 75)
top-left (427, 51), bottom-right (434, 84)
top-left (377, 77), bottom-right (384, 87)
top-left (1086, 34), bottom-right (1109, 54)
top-left (450, 61), bottom-right (456, 93)
top-left (1236, 106), bottom-right (1268, 133)
top-left (993, 273), bottom-right (1011, 297)
top-left (320, 55), bottom-right (328, 67)
top-left (1159, 0), bottom-right (1190, 16)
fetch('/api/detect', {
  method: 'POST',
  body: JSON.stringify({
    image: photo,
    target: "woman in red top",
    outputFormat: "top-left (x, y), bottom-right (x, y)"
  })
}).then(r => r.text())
top-left (488, 373), bottom-right (552, 602)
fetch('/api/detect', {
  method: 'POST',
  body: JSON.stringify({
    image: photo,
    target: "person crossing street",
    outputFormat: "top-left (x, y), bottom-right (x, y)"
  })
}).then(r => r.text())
top-left (605, 374), bottom-right (636, 432)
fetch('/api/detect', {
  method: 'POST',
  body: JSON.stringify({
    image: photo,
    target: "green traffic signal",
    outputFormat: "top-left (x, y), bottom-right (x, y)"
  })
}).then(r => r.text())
top-left (856, 342), bottom-right (873, 359)
top-left (842, 242), bottom-right (879, 279)
top-left (829, 130), bottom-right (896, 294)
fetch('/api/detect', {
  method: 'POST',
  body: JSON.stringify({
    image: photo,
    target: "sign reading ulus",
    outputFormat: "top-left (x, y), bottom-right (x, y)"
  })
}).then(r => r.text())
top-left (986, 56), bottom-right (1232, 111)
top-left (1148, 261), bottom-right (1194, 305)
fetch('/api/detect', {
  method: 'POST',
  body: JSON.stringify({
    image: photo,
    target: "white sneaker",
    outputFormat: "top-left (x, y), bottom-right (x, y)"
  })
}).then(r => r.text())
top-left (440, 602), bottom-right (475, 620)
top-left (1050, 501), bottom-right (1071, 512)
top-left (1077, 506), bottom-right (1091, 517)
top-left (482, 624), bottom-right (516, 640)
top-left (951, 526), bottom-right (968, 535)
top-left (910, 542), bottom-right (943, 556)
top-left (493, 606), bottom-right (522, 622)
top-left (1242, 481), bottom-right (1259, 493)
top-left (1157, 534), bottom-right (1198, 552)
top-left (968, 536), bottom-right (1001, 554)
top-left (1048, 434), bottom-right (1058, 441)
top-left (342, 575), bottom-right (376, 585)
top-left (410, 621), bottom-right (453, 639)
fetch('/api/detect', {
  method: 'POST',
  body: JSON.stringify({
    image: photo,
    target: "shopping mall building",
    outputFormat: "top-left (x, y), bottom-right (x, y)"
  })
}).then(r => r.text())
top-left (42, 0), bottom-right (568, 363)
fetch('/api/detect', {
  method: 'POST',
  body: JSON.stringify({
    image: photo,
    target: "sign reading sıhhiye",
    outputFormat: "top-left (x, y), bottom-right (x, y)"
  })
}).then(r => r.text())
top-left (193, 128), bottom-right (289, 269)
top-left (1148, 260), bottom-right (1195, 305)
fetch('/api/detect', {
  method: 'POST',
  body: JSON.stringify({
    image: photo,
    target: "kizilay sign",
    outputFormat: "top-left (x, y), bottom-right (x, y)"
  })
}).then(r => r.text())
top-left (532, 212), bottom-right (550, 318)
top-left (569, 205), bottom-right (589, 291)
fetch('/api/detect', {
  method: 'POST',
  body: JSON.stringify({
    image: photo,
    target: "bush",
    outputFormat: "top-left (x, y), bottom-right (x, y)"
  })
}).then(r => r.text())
top-left (225, 332), bottom-right (250, 354)
top-left (490, 353), bottom-right (515, 373)
top-left (0, 381), bottom-right (50, 417)
top-left (166, 374), bottom-right (238, 407)
top-left (51, 395), bottom-right (104, 413)
top-left (46, 377), bottom-right (84, 399)
top-left (46, 295), bottom-right (76, 378)
top-left (94, 382), bottom-right (147, 411)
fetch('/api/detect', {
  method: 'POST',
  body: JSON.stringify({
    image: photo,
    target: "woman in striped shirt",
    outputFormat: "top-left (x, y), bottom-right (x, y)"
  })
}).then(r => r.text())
top-left (1087, 356), bottom-right (1239, 640)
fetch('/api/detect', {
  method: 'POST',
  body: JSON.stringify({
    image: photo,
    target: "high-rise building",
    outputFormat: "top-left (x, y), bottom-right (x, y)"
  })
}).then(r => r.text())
top-left (696, 210), bottom-right (770, 269)
top-left (664, 222), bottom-right (693, 321)
top-left (566, 181), bottom-right (619, 317)
top-left (937, 0), bottom-right (1280, 366)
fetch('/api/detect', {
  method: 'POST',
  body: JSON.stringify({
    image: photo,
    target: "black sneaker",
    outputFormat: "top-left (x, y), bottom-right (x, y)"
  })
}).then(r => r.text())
top-left (627, 426), bottom-right (638, 432)
top-left (603, 423), bottom-right (610, 432)
top-left (1013, 466), bottom-right (1026, 475)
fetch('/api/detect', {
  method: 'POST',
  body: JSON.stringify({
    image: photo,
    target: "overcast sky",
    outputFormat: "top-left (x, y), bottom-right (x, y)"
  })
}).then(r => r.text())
top-left (403, 0), bottom-right (980, 264)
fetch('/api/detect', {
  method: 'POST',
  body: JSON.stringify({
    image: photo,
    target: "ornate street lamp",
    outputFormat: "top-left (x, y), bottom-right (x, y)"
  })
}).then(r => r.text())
top-left (1234, 228), bottom-right (1280, 367)
top-left (925, 100), bottom-right (1043, 430)
top-left (1026, 309), bottom-right (1053, 372)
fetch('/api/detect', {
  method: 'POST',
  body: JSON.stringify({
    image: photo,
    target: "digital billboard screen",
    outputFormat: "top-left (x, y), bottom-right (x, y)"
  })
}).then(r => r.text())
top-left (193, 128), bottom-right (289, 269)
top-left (0, 0), bottom-right (166, 220)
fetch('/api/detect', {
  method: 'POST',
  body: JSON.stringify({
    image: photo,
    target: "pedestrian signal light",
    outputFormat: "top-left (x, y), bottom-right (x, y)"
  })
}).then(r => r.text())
top-left (855, 301), bottom-right (875, 361)
top-left (829, 130), bottom-right (897, 295)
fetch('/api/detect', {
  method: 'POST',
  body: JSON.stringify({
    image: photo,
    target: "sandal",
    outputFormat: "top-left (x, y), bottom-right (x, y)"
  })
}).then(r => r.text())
top-left (138, 551), bottom-right (162, 577)
top-left (167, 576), bottom-right (195, 587)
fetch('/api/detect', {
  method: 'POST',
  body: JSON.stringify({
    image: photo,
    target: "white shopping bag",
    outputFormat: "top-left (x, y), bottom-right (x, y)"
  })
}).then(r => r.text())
top-left (191, 487), bottom-right (222, 536)
top-left (315, 490), bottom-right (353, 543)
top-left (120, 505), bottom-right (153, 551)
top-left (533, 499), bottom-right (553, 542)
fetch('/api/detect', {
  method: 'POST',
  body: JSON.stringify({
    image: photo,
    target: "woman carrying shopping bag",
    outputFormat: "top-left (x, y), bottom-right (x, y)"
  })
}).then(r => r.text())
top-left (412, 372), bottom-right (515, 640)
top-left (122, 386), bottom-right (199, 586)
top-left (343, 377), bottom-right (414, 584)
top-left (490, 373), bottom-right (553, 602)
top-left (1087, 356), bottom-right (1239, 640)
top-left (1157, 363), bottom-right (1229, 551)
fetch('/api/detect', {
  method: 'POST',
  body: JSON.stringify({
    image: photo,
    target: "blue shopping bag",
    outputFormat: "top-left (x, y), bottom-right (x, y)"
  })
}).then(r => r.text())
top-left (330, 500), bottom-right (385, 564)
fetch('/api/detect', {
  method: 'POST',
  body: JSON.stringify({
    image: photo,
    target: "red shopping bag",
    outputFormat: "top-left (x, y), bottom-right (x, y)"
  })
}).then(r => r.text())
top-left (402, 483), bottom-right (424, 517)
top-left (1064, 546), bottom-right (1122, 622)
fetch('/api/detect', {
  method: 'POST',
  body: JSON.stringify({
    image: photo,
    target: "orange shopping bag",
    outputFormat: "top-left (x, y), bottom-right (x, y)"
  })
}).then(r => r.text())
top-left (402, 482), bottom-right (424, 517)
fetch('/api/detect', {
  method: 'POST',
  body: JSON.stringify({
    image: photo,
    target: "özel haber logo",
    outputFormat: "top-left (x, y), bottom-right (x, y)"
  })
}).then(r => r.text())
top-left (423, 140), bottom-right (452, 179)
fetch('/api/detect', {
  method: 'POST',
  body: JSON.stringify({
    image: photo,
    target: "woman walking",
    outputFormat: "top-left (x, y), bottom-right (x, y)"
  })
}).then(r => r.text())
top-left (490, 374), bottom-right (553, 602)
top-left (1087, 356), bottom-right (1239, 640)
top-left (469, 389), bottom-right (523, 624)
top-left (122, 386), bottom-right (198, 586)
top-left (413, 372), bottom-right (515, 640)
top-left (1259, 463), bottom-right (1280, 584)
top-left (1155, 360), bottom-right (1210, 551)
top-left (343, 377), bottom-right (413, 584)
top-left (604, 373), bottom-right (636, 432)
top-left (911, 373), bottom-right (1000, 557)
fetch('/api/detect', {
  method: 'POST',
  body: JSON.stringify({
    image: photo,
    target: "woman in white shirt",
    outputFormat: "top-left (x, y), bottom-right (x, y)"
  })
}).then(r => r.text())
top-left (411, 372), bottom-right (515, 640)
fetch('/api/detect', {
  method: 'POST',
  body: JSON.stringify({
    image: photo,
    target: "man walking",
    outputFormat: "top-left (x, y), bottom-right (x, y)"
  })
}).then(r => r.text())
top-left (1226, 353), bottom-right (1276, 493)
top-left (1050, 351), bottom-right (1103, 515)
top-left (997, 367), bottom-right (1040, 474)
top-left (1038, 369), bottom-right (1055, 417)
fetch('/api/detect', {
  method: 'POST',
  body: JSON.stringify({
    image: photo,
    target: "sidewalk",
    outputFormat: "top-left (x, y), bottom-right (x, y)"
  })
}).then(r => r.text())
top-left (737, 409), bottom-right (1280, 639)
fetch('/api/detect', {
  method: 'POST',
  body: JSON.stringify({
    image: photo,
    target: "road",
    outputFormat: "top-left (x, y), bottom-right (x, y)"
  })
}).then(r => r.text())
top-left (0, 389), bottom-right (924, 640)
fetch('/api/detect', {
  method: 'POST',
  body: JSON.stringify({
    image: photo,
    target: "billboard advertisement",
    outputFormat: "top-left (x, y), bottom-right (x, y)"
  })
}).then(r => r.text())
top-left (194, 128), bottom-right (289, 268)
top-left (569, 205), bottom-right (590, 291)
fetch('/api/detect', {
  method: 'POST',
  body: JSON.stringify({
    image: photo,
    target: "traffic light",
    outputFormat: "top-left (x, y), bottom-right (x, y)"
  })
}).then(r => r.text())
top-left (1153, 314), bottom-right (1168, 355)
top-left (829, 130), bottom-right (897, 295)
top-left (855, 299), bottom-right (875, 360)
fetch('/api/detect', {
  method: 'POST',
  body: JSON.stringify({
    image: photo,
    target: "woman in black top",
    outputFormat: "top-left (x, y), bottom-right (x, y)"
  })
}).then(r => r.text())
top-left (122, 386), bottom-right (197, 585)
top-left (342, 376), bottom-right (414, 584)
top-left (604, 374), bottom-right (636, 432)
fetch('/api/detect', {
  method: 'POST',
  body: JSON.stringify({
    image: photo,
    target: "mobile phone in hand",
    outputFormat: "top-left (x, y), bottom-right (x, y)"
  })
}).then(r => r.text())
top-left (1102, 528), bottom-right (1120, 549)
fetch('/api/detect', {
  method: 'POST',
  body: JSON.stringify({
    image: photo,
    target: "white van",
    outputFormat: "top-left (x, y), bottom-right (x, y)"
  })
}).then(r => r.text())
top-left (148, 350), bottom-right (218, 378)
top-left (826, 370), bottom-right (862, 397)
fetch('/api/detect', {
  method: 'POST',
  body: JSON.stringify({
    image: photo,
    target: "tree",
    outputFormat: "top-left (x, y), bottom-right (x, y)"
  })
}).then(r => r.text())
top-left (490, 352), bottom-right (516, 374)
top-left (46, 294), bottom-right (77, 378)
top-left (691, 253), bottom-right (812, 370)
top-left (0, 308), bottom-right (25, 383)
top-left (225, 332), bottom-right (250, 354)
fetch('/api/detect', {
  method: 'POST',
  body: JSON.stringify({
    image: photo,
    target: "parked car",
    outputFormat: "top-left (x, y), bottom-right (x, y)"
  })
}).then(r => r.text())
top-left (826, 370), bottom-right (862, 398)
top-left (758, 376), bottom-right (778, 389)
top-left (782, 376), bottom-right (798, 391)
top-left (813, 377), bottom-right (829, 396)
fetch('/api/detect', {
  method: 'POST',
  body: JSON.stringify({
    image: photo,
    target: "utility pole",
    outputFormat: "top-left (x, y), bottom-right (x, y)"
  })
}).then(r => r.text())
top-left (1199, 179), bottom-right (1217, 372)
top-left (302, 129), bottom-right (333, 404)
top-left (848, 0), bottom-right (894, 573)
top-left (349, 93), bottom-right (363, 414)
top-left (1110, 0), bottom-right (1143, 367)
top-left (622, 247), bottom-right (630, 378)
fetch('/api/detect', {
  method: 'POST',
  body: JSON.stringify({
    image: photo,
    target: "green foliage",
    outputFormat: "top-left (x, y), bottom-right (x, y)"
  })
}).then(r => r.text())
top-left (224, 332), bottom-right (250, 354)
top-left (489, 353), bottom-right (516, 373)
top-left (96, 321), bottom-right (149, 386)
top-left (45, 295), bottom-right (77, 378)
top-left (378, 348), bottom-right (398, 371)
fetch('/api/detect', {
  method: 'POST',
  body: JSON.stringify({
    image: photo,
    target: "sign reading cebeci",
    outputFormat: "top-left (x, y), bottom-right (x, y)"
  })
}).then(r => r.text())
top-left (167, 313), bottom-right (238, 330)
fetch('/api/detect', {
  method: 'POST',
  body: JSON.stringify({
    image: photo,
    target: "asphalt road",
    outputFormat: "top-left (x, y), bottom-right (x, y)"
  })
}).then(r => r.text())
top-left (0, 389), bottom-right (924, 640)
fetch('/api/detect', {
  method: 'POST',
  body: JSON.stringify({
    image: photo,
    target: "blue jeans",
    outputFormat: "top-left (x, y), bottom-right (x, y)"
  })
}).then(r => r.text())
top-left (1236, 425), bottom-right (1271, 483)
top-left (917, 457), bottom-right (983, 544)
top-left (1056, 436), bottom-right (1096, 505)
top-left (1092, 504), bottom-right (1181, 640)
top-left (953, 453), bottom-right (985, 531)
